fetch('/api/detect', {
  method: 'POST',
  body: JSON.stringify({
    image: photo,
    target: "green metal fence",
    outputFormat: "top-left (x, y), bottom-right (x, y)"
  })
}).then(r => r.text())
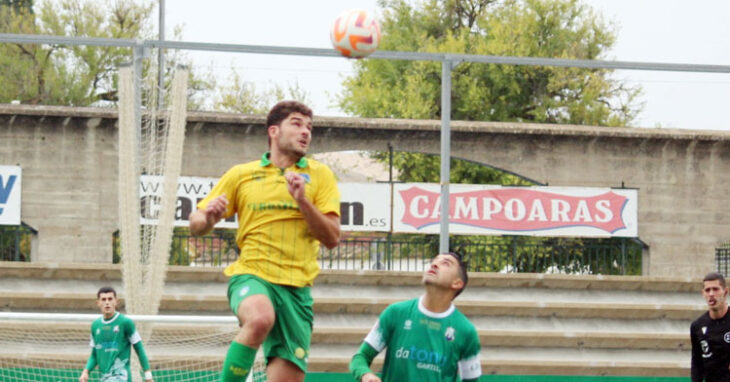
top-left (716, 242), bottom-right (730, 276)
top-left (112, 230), bottom-right (643, 275)
top-left (0, 223), bottom-right (35, 261)
top-left (320, 236), bottom-right (643, 275)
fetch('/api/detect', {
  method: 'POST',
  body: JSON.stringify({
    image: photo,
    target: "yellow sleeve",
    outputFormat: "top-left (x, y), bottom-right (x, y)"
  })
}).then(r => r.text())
top-left (197, 166), bottom-right (241, 219)
top-left (314, 165), bottom-right (340, 216)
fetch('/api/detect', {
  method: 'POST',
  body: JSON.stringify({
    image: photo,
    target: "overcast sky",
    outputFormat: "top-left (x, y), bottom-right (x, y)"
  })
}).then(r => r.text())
top-left (165, 0), bottom-right (730, 131)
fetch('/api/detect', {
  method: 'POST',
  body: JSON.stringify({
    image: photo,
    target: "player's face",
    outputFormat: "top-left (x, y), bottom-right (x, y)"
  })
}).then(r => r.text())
top-left (423, 254), bottom-right (464, 292)
top-left (702, 280), bottom-right (728, 310)
top-left (271, 112), bottom-right (312, 159)
top-left (96, 292), bottom-right (118, 318)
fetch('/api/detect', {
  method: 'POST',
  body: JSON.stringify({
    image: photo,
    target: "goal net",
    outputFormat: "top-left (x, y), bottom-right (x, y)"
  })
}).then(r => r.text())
top-left (0, 312), bottom-right (267, 382)
top-left (117, 63), bottom-right (188, 317)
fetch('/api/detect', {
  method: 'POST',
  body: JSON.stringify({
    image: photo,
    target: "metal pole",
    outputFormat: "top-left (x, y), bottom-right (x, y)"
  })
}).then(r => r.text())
top-left (133, 44), bottom-right (144, 175)
top-left (387, 142), bottom-right (394, 270)
top-left (439, 59), bottom-right (453, 254)
top-left (157, 0), bottom-right (165, 109)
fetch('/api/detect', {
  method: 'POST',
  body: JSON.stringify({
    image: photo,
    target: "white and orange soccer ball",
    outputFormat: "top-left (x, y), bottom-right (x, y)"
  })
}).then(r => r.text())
top-left (330, 9), bottom-right (381, 58)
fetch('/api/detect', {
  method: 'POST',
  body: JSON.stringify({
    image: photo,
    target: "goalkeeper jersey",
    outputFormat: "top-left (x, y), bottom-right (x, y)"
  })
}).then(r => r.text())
top-left (359, 296), bottom-right (482, 382)
top-left (86, 312), bottom-right (149, 381)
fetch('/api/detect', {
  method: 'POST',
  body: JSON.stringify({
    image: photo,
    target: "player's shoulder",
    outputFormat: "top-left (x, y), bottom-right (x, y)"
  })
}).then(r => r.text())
top-left (451, 307), bottom-right (478, 331)
top-left (90, 316), bottom-right (104, 327)
top-left (691, 310), bottom-right (711, 327)
top-left (304, 157), bottom-right (335, 173)
top-left (230, 160), bottom-right (261, 173)
top-left (386, 298), bottom-right (419, 314)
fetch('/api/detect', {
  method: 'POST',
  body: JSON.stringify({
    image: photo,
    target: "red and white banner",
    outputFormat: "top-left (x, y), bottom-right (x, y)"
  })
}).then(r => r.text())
top-left (393, 184), bottom-right (637, 237)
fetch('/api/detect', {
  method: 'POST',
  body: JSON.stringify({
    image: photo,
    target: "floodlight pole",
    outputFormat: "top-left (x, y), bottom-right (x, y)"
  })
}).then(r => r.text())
top-left (439, 59), bottom-right (454, 254)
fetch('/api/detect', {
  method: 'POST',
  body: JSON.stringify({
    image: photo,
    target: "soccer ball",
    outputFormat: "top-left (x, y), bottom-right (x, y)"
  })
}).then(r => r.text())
top-left (330, 9), bottom-right (381, 58)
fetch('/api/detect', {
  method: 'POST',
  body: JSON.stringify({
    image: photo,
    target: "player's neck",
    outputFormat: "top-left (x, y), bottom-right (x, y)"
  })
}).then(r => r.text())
top-left (709, 303), bottom-right (729, 320)
top-left (269, 148), bottom-right (299, 169)
top-left (422, 288), bottom-right (453, 313)
top-left (102, 311), bottom-right (117, 320)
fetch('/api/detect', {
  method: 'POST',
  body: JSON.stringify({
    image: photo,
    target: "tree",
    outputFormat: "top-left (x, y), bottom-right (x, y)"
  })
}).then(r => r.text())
top-left (0, 0), bottom-right (213, 107)
top-left (342, 0), bottom-right (642, 274)
top-left (342, 0), bottom-right (641, 126)
top-left (214, 70), bottom-right (311, 114)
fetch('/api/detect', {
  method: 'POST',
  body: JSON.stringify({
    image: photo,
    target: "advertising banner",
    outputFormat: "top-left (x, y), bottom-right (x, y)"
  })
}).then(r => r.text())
top-left (139, 176), bottom-right (392, 232)
top-left (393, 184), bottom-right (638, 237)
top-left (0, 166), bottom-right (21, 226)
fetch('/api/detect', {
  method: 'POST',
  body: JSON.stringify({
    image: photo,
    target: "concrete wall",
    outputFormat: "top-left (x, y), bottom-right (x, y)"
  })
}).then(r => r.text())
top-left (1, 104), bottom-right (728, 276)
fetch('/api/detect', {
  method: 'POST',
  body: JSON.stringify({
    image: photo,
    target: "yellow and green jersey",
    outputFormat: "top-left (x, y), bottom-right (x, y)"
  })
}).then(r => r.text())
top-left (198, 153), bottom-right (340, 287)
top-left (85, 312), bottom-right (150, 382)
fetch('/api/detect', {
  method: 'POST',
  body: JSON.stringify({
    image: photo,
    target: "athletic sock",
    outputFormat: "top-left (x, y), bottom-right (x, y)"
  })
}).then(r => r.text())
top-left (220, 341), bottom-right (257, 382)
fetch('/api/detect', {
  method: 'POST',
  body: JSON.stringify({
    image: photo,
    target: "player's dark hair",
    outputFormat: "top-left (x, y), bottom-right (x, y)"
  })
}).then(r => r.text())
top-left (444, 251), bottom-right (469, 298)
top-left (97, 286), bottom-right (117, 298)
top-left (704, 272), bottom-right (726, 288)
top-left (266, 100), bottom-right (313, 147)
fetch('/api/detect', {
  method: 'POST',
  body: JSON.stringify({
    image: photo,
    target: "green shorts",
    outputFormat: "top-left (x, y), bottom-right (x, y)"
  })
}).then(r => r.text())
top-left (227, 274), bottom-right (313, 372)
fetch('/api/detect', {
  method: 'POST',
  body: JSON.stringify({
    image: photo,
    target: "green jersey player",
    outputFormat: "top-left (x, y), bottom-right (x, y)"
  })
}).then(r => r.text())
top-left (79, 287), bottom-right (154, 382)
top-left (350, 252), bottom-right (481, 382)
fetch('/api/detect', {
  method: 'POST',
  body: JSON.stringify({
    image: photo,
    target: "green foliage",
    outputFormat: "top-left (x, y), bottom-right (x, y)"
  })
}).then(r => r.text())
top-left (0, 224), bottom-right (32, 261)
top-left (346, 0), bottom-right (642, 125)
top-left (340, 1), bottom-right (644, 273)
top-left (214, 69), bottom-right (311, 114)
top-left (0, 0), bottom-right (32, 13)
top-left (372, 151), bottom-right (532, 185)
top-left (0, 0), bottom-right (212, 107)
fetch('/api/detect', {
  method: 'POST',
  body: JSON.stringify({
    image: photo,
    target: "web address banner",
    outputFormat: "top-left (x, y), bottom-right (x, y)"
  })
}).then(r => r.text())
top-left (139, 176), bottom-right (391, 232)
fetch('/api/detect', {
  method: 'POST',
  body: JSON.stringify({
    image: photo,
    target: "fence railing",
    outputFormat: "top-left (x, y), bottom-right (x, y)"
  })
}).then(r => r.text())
top-left (0, 223), bottom-right (35, 261)
top-left (716, 243), bottom-right (730, 276)
top-left (112, 230), bottom-right (643, 275)
top-left (320, 236), bottom-right (642, 275)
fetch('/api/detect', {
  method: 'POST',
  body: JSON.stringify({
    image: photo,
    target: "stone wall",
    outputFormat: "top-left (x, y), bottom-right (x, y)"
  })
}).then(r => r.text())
top-left (1, 104), bottom-right (728, 276)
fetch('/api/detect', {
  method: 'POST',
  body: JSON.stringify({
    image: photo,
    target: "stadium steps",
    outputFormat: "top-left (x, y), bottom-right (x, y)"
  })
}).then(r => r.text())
top-left (0, 291), bottom-right (705, 320)
top-left (0, 261), bottom-right (700, 377)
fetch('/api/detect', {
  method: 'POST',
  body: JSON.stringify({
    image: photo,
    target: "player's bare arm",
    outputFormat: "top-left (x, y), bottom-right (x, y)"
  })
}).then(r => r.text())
top-left (285, 172), bottom-right (340, 248)
top-left (78, 369), bottom-right (89, 382)
top-left (189, 195), bottom-right (229, 236)
top-left (360, 372), bottom-right (381, 382)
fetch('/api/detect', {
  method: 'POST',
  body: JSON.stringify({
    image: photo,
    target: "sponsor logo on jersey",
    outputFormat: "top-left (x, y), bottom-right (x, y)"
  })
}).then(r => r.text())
top-left (96, 328), bottom-right (100, 335)
top-left (445, 327), bottom-right (455, 341)
top-left (395, 345), bottom-right (448, 373)
top-left (724, 332), bottom-right (730, 343)
top-left (252, 171), bottom-right (265, 181)
top-left (419, 318), bottom-right (442, 331)
top-left (404, 320), bottom-right (412, 330)
top-left (113, 325), bottom-right (119, 333)
top-left (300, 174), bottom-right (311, 184)
top-left (702, 326), bottom-right (707, 335)
top-left (701, 340), bottom-right (713, 358)
top-left (239, 286), bottom-right (250, 297)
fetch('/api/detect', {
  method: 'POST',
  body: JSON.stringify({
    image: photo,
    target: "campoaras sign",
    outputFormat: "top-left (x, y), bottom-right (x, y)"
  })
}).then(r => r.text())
top-left (393, 184), bottom-right (637, 237)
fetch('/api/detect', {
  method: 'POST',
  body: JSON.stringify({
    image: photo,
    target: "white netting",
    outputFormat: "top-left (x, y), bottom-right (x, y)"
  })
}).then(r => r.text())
top-left (115, 61), bottom-right (266, 382)
top-left (118, 60), bottom-right (193, 381)
top-left (118, 63), bottom-right (189, 317)
top-left (0, 313), bottom-right (257, 382)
